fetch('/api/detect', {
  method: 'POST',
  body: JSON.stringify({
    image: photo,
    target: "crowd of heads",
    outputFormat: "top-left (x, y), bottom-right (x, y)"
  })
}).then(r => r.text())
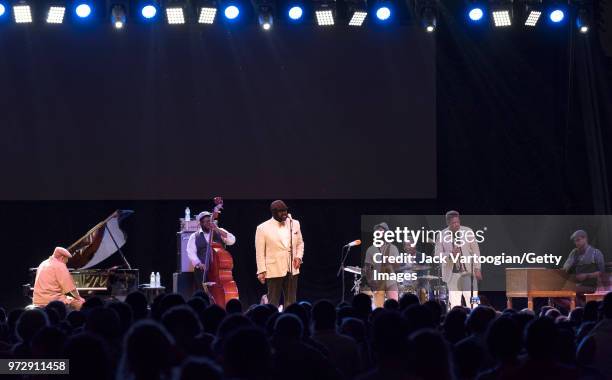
top-left (1, 291), bottom-right (612, 380)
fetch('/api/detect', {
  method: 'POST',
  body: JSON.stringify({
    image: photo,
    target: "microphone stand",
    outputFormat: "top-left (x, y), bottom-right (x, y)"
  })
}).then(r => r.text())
top-left (470, 259), bottom-right (475, 309)
top-left (337, 245), bottom-right (351, 304)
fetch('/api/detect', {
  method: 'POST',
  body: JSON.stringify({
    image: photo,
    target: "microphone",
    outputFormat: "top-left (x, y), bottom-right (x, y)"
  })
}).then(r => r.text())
top-left (287, 213), bottom-right (292, 220)
top-left (344, 240), bottom-right (361, 248)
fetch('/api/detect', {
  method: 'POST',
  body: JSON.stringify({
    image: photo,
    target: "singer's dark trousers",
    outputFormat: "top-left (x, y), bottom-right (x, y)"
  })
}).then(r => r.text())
top-left (267, 274), bottom-right (299, 307)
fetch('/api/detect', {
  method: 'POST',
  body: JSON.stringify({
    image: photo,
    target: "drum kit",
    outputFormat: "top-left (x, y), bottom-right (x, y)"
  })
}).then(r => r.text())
top-left (344, 262), bottom-right (448, 304)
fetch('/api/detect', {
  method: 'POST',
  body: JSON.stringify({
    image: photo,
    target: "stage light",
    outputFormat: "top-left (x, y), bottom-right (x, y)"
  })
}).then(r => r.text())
top-left (288, 5), bottom-right (303, 20)
top-left (75, 2), bottom-right (92, 18)
top-left (549, 9), bottom-right (564, 23)
top-left (111, 5), bottom-right (126, 29)
top-left (524, 10), bottom-right (541, 26)
top-left (468, 7), bottom-right (483, 21)
top-left (0, 3), bottom-right (6, 17)
top-left (522, 1), bottom-right (543, 27)
top-left (315, 3), bottom-right (334, 26)
top-left (375, 6), bottom-right (390, 21)
top-left (576, 8), bottom-right (589, 34)
top-left (492, 10), bottom-right (511, 27)
top-left (315, 9), bottom-right (333, 25)
top-left (166, 7), bottom-right (185, 23)
top-left (224, 5), bottom-right (239, 19)
top-left (346, 0), bottom-right (366, 26)
top-left (13, 3), bottom-right (32, 23)
top-left (349, 11), bottom-right (367, 26)
top-left (421, 6), bottom-right (436, 32)
top-left (47, 6), bottom-right (66, 24)
top-left (141, 4), bottom-right (157, 19)
top-left (258, 5), bottom-right (273, 30)
top-left (198, 7), bottom-right (216, 23)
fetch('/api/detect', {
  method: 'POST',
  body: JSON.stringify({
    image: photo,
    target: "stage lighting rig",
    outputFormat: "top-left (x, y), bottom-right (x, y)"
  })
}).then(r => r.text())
top-left (547, 1), bottom-right (566, 24)
top-left (164, 0), bottom-right (187, 24)
top-left (287, 4), bottom-right (303, 21)
top-left (466, 1), bottom-right (486, 23)
top-left (314, 0), bottom-right (335, 26)
top-left (110, 2), bottom-right (128, 28)
top-left (373, 0), bottom-right (391, 21)
top-left (251, 0), bottom-right (273, 29)
top-left (490, 0), bottom-right (513, 27)
top-left (415, 0), bottom-right (437, 32)
top-left (195, 0), bottom-right (216, 23)
top-left (346, 0), bottom-right (367, 26)
top-left (523, 0), bottom-right (542, 27)
top-left (575, 7), bottom-right (589, 33)
top-left (13, 1), bottom-right (33, 23)
top-left (46, 2), bottom-right (67, 24)
top-left (139, 0), bottom-right (160, 19)
top-left (0, 2), bottom-right (6, 18)
top-left (75, 1), bottom-right (93, 18)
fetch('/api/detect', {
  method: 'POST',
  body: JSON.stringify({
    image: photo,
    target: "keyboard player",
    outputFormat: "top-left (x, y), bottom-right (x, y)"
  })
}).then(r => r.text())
top-left (562, 230), bottom-right (605, 306)
top-left (33, 247), bottom-right (85, 310)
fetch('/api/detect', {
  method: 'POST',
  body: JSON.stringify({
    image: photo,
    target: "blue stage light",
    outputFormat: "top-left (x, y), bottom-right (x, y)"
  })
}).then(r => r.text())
top-left (75, 3), bottom-right (92, 18)
top-left (468, 7), bottom-right (483, 21)
top-left (141, 4), bottom-right (157, 19)
top-left (224, 5), bottom-right (239, 19)
top-left (375, 6), bottom-right (390, 21)
top-left (288, 6), bottom-right (303, 20)
top-left (549, 9), bottom-right (564, 23)
top-left (0, 3), bottom-right (6, 17)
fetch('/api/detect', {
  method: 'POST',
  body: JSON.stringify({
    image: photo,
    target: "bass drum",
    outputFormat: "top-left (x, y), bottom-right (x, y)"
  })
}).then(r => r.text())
top-left (398, 281), bottom-right (418, 296)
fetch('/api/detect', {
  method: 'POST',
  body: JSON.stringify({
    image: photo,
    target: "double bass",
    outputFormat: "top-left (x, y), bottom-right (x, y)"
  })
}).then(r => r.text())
top-left (203, 197), bottom-right (239, 308)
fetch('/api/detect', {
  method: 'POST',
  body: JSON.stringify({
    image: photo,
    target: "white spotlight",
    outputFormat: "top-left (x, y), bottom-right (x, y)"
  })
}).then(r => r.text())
top-left (47, 6), bottom-right (66, 24)
top-left (315, 9), bottom-right (334, 25)
top-left (348, 11), bottom-right (367, 26)
top-left (524, 10), bottom-right (541, 26)
top-left (198, 7), bottom-right (216, 24)
top-left (166, 7), bottom-right (185, 24)
top-left (13, 4), bottom-right (33, 23)
top-left (492, 10), bottom-right (511, 27)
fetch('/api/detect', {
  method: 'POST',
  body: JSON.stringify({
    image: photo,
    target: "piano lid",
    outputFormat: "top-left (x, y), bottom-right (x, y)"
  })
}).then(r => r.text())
top-left (66, 210), bottom-right (134, 269)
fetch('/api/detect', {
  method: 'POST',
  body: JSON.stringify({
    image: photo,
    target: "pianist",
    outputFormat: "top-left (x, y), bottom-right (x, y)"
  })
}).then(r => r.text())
top-left (33, 247), bottom-right (85, 310)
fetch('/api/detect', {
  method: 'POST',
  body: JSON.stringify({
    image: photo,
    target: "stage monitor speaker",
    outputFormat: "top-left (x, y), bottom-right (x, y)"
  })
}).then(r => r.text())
top-left (173, 272), bottom-right (195, 300)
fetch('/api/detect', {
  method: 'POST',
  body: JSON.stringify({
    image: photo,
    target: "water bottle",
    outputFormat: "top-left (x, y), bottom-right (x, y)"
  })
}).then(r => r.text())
top-left (470, 295), bottom-right (481, 306)
top-left (150, 272), bottom-right (155, 287)
top-left (155, 272), bottom-right (161, 287)
top-left (185, 207), bottom-right (191, 221)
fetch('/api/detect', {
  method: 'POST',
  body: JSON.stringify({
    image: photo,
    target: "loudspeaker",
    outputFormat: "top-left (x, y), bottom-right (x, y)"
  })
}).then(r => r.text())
top-left (173, 272), bottom-right (195, 299)
top-left (177, 232), bottom-right (195, 272)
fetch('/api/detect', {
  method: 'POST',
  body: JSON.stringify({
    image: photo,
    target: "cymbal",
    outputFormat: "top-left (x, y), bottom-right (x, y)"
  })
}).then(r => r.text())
top-left (419, 275), bottom-right (441, 280)
top-left (399, 264), bottom-right (431, 271)
top-left (344, 266), bottom-right (361, 275)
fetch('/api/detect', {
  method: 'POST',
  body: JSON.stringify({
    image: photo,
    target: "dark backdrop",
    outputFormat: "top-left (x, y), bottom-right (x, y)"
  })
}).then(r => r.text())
top-left (0, 23), bottom-right (435, 199)
top-left (1, 1), bottom-right (611, 310)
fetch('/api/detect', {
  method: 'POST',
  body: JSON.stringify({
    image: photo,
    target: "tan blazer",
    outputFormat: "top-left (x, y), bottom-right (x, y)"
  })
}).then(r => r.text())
top-left (255, 217), bottom-right (305, 278)
top-left (434, 226), bottom-right (481, 284)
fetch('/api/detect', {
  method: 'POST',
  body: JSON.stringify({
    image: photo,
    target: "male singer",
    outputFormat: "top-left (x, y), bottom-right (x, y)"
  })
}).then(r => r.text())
top-left (435, 210), bottom-right (482, 308)
top-left (187, 211), bottom-right (236, 290)
top-left (255, 200), bottom-right (305, 307)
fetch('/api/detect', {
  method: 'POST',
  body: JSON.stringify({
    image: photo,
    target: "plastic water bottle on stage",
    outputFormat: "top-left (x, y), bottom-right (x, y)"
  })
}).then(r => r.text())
top-left (150, 272), bottom-right (155, 287)
top-left (185, 207), bottom-right (191, 221)
top-left (155, 272), bottom-right (161, 287)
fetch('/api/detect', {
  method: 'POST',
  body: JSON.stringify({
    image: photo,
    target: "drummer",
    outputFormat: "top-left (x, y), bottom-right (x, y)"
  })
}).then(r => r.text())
top-left (403, 239), bottom-right (432, 302)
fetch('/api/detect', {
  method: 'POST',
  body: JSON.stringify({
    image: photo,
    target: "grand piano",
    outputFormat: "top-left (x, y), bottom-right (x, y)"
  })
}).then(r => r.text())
top-left (24, 210), bottom-right (139, 302)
